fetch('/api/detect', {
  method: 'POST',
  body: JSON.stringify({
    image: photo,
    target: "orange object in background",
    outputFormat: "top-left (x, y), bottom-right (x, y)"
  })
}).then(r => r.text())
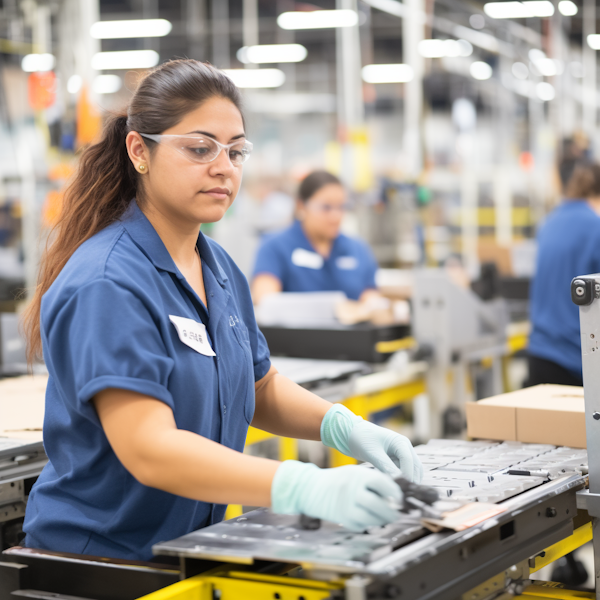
top-left (76, 85), bottom-right (102, 147)
top-left (43, 190), bottom-right (64, 228)
top-left (519, 151), bottom-right (534, 171)
top-left (28, 71), bottom-right (56, 110)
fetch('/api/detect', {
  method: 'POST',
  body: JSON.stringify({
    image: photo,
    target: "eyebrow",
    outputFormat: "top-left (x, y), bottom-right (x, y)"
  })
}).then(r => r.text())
top-left (185, 130), bottom-right (246, 141)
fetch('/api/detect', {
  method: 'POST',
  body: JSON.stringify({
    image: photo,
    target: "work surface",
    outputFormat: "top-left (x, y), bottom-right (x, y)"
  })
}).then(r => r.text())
top-left (155, 440), bottom-right (588, 576)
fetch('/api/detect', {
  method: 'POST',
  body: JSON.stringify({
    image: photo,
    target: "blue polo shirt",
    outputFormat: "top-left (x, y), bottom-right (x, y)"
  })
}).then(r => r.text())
top-left (529, 200), bottom-right (600, 377)
top-left (253, 220), bottom-right (378, 300)
top-left (23, 201), bottom-right (271, 561)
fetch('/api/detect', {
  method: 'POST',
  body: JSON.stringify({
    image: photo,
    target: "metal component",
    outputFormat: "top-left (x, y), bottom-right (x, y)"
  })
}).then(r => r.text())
top-left (545, 507), bottom-right (558, 518)
top-left (594, 412), bottom-right (600, 421)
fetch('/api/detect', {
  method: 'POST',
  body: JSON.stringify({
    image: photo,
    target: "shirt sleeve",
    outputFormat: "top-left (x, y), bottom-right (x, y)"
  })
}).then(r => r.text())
top-left (361, 242), bottom-right (379, 291)
top-left (42, 279), bottom-right (175, 408)
top-left (252, 237), bottom-right (286, 284)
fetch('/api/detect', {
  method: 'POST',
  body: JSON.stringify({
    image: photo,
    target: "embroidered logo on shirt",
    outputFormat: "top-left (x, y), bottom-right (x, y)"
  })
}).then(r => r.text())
top-left (229, 315), bottom-right (240, 327)
top-left (336, 256), bottom-right (358, 270)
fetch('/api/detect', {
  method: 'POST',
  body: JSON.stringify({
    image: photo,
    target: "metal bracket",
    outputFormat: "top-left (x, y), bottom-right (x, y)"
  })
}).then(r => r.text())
top-left (576, 490), bottom-right (600, 517)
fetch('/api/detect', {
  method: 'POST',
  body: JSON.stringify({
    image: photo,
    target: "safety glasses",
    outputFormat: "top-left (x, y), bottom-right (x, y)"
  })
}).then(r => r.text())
top-left (140, 133), bottom-right (253, 166)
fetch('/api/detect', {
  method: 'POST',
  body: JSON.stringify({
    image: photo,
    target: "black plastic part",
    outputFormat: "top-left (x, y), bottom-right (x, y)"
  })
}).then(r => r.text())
top-left (571, 278), bottom-right (594, 306)
top-left (259, 323), bottom-right (410, 363)
top-left (394, 477), bottom-right (439, 509)
top-left (298, 514), bottom-right (321, 530)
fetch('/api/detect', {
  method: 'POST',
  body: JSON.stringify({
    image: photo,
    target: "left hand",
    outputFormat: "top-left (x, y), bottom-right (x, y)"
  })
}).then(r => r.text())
top-left (348, 420), bottom-right (423, 482)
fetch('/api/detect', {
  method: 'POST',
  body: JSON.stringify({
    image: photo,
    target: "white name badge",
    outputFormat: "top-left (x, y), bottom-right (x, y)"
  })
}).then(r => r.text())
top-left (169, 315), bottom-right (216, 357)
top-left (291, 248), bottom-right (324, 270)
top-left (336, 256), bottom-right (358, 270)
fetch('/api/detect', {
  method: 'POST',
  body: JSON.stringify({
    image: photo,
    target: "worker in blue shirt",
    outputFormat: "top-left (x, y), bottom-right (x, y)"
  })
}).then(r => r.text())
top-left (528, 161), bottom-right (600, 386)
top-left (251, 170), bottom-right (380, 304)
top-left (20, 60), bottom-right (422, 562)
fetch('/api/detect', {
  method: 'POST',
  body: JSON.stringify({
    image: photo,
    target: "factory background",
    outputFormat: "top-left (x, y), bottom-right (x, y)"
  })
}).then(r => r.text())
top-left (0, 1), bottom-right (600, 598)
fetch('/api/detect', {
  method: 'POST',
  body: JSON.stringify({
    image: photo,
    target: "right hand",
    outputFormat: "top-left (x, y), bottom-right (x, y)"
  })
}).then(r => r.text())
top-left (271, 460), bottom-right (402, 531)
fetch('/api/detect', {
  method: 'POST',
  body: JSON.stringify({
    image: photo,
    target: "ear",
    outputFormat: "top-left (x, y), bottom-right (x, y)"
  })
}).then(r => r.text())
top-left (126, 132), bottom-right (151, 171)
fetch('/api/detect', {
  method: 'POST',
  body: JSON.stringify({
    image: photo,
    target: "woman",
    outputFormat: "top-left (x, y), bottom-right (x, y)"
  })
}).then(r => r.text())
top-left (528, 161), bottom-right (600, 387)
top-left (21, 60), bottom-right (422, 562)
top-left (251, 170), bottom-right (380, 305)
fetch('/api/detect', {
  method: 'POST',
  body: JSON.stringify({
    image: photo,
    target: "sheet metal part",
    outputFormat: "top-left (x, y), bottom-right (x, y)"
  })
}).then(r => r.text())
top-left (154, 440), bottom-right (588, 578)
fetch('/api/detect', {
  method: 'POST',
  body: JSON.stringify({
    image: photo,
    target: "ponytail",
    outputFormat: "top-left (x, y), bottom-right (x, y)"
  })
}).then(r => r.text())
top-left (22, 59), bottom-right (243, 364)
top-left (22, 113), bottom-right (138, 363)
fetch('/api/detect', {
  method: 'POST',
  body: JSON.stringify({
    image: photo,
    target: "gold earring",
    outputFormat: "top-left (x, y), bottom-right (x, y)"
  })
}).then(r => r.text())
top-left (139, 164), bottom-right (146, 172)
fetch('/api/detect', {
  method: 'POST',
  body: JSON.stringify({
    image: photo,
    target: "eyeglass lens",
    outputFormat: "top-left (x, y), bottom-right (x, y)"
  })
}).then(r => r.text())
top-left (177, 137), bottom-right (250, 165)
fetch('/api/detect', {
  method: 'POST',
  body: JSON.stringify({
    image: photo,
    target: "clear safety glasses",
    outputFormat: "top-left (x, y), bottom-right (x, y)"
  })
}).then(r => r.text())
top-left (140, 133), bottom-right (253, 166)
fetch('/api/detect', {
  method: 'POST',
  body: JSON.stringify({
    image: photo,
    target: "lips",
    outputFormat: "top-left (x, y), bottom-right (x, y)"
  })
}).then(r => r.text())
top-left (203, 187), bottom-right (231, 200)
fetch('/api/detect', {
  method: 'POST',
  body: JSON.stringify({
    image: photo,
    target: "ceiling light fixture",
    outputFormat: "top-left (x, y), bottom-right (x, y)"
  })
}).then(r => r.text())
top-left (91, 50), bottom-right (160, 70)
top-left (222, 68), bottom-right (286, 88)
top-left (237, 44), bottom-right (308, 64)
top-left (93, 74), bottom-right (122, 94)
top-left (21, 53), bottom-right (55, 72)
top-left (483, 1), bottom-right (554, 18)
top-left (90, 19), bottom-right (172, 39)
top-left (470, 61), bottom-right (493, 80)
top-left (558, 0), bottom-right (577, 15)
top-left (277, 10), bottom-right (358, 30)
top-left (361, 63), bottom-right (414, 83)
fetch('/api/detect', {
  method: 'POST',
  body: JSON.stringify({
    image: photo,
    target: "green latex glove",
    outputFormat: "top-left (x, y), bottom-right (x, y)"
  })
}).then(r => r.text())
top-left (321, 404), bottom-right (423, 482)
top-left (271, 460), bottom-right (401, 531)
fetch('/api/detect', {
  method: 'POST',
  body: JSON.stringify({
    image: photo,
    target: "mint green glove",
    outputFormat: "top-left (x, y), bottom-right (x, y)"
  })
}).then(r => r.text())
top-left (271, 460), bottom-right (401, 531)
top-left (321, 404), bottom-right (423, 482)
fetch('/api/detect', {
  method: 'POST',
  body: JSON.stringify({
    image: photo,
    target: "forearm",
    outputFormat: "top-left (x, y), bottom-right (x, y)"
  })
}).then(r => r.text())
top-left (131, 428), bottom-right (279, 506)
top-left (252, 372), bottom-right (331, 440)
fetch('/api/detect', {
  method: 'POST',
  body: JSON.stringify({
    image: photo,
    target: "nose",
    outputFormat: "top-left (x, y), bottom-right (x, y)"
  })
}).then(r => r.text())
top-left (208, 147), bottom-right (235, 178)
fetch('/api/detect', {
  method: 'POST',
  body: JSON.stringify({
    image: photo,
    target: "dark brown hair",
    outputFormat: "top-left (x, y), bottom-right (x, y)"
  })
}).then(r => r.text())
top-left (23, 59), bottom-right (243, 362)
top-left (298, 170), bottom-right (342, 203)
top-left (565, 161), bottom-right (600, 200)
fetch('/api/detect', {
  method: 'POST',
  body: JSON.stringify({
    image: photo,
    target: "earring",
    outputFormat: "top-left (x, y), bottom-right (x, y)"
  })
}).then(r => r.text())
top-left (139, 164), bottom-right (146, 172)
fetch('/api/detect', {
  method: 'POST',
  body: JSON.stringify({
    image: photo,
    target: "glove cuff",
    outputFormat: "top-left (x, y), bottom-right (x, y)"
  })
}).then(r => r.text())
top-left (320, 404), bottom-right (363, 456)
top-left (271, 460), bottom-right (320, 515)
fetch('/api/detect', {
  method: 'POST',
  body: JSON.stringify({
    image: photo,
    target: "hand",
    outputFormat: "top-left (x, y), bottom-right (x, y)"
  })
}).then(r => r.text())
top-left (348, 420), bottom-right (423, 482)
top-left (271, 460), bottom-right (402, 531)
top-left (321, 404), bottom-right (423, 482)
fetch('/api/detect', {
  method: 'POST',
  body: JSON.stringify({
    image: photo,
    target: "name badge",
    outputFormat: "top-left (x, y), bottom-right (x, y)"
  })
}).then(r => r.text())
top-left (336, 256), bottom-right (358, 270)
top-left (169, 315), bottom-right (216, 357)
top-left (291, 248), bottom-right (324, 270)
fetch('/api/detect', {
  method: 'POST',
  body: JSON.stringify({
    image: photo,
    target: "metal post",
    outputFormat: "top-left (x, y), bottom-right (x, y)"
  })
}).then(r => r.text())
top-left (583, 0), bottom-right (596, 137)
top-left (402, 0), bottom-right (424, 179)
top-left (572, 276), bottom-right (600, 598)
top-left (211, 0), bottom-right (230, 68)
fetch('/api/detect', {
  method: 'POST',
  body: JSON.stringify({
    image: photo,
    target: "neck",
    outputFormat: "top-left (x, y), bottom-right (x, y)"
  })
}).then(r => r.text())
top-left (588, 198), bottom-right (600, 217)
top-left (140, 199), bottom-right (201, 267)
top-left (301, 223), bottom-right (334, 257)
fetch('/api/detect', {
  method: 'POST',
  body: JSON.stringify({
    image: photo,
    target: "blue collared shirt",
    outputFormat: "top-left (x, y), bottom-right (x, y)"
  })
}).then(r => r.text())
top-left (529, 200), bottom-right (600, 377)
top-left (253, 220), bottom-right (378, 300)
top-left (23, 201), bottom-right (270, 561)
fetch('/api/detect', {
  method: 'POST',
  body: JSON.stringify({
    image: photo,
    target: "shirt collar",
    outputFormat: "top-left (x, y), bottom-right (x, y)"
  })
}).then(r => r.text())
top-left (291, 219), bottom-right (343, 257)
top-left (120, 201), bottom-right (228, 286)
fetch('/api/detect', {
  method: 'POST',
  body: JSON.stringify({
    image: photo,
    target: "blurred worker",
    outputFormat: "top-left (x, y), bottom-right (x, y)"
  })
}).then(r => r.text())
top-left (21, 60), bottom-right (422, 562)
top-left (528, 161), bottom-right (600, 388)
top-left (251, 170), bottom-right (380, 304)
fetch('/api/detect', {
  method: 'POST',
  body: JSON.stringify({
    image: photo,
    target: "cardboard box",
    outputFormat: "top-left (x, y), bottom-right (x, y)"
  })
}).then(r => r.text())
top-left (0, 374), bottom-right (47, 441)
top-left (466, 384), bottom-right (586, 448)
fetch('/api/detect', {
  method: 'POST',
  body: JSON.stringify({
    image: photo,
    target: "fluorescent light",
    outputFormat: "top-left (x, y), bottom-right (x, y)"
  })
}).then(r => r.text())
top-left (512, 62), bottom-right (528, 79)
top-left (21, 53), bottom-right (55, 72)
top-left (536, 81), bottom-right (555, 101)
top-left (237, 44), bottom-right (307, 64)
top-left (484, 1), bottom-right (554, 18)
top-left (418, 39), bottom-right (473, 58)
top-left (222, 68), bottom-right (286, 88)
top-left (588, 34), bottom-right (600, 50)
top-left (67, 74), bottom-right (82, 94)
top-left (470, 61), bottom-right (493, 80)
top-left (418, 39), bottom-right (445, 58)
top-left (469, 14), bottom-right (486, 29)
top-left (91, 50), bottom-right (160, 70)
top-left (93, 74), bottom-right (122, 94)
top-left (90, 19), bottom-right (172, 39)
top-left (277, 9), bottom-right (358, 30)
top-left (535, 58), bottom-right (558, 76)
top-left (361, 63), bottom-right (413, 83)
top-left (558, 0), bottom-right (577, 15)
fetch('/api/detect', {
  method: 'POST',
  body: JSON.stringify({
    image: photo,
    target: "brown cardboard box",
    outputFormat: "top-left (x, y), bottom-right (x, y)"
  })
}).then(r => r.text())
top-left (0, 374), bottom-right (47, 441)
top-left (466, 384), bottom-right (586, 448)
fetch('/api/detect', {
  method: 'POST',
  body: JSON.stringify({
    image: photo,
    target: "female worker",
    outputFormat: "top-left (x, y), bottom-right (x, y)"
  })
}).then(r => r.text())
top-left (528, 161), bottom-right (600, 387)
top-left (21, 60), bottom-right (422, 562)
top-left (251, 171), bottom-right (380, 304)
